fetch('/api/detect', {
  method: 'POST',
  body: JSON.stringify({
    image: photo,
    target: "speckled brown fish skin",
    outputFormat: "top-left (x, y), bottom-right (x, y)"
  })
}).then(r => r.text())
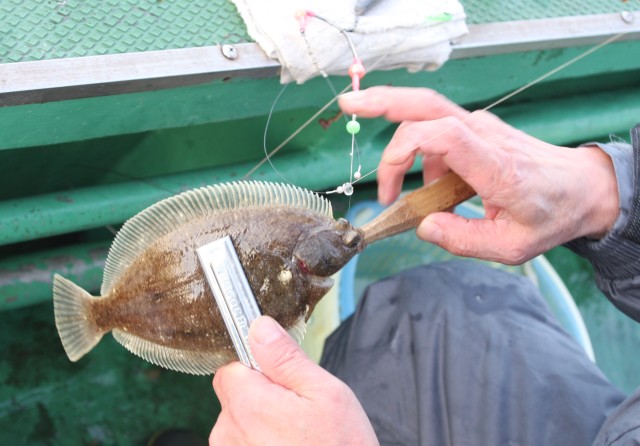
top-left (89, 205), bottom-right (364, 365)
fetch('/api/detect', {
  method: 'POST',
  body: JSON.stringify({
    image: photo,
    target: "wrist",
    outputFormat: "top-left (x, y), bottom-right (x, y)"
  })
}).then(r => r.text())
top-left (574, 145), bottom-right (619, 239)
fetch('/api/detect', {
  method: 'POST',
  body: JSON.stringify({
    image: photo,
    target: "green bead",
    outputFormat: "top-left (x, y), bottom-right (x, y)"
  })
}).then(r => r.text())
top-left (346, 120), bottom-right (360, 135)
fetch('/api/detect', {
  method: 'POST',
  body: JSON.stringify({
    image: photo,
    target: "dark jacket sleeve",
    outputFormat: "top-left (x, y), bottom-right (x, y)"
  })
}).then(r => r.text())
top-left (592, 389), bottom-right (640, 446)
top-left (565, 124), bottom-right (640, 323)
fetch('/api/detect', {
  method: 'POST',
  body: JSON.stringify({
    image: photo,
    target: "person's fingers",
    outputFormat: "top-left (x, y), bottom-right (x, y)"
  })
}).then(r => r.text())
top-left (213, 361), bottom-right (270, 409)
top-left (417, 212), bottom-right (536, 265)
top-left (209, 412), bottom-right (240, 446)
top-left (422, 154), bottom-right (450, 185)
top-left (376, 121), bottom-right (419, 204)
top-left (377, 116), bottom-right (499, 204)
top-left (339, 86), bottom-right (469, 122)
top-left (249, 316), bottom-right (330, 394)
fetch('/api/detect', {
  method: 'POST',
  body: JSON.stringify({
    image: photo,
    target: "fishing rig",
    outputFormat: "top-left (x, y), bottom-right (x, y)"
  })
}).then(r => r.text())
top-left (256, 7), bottom-right (638, 199)
top-left (254, 9), bottom-right (370, 197)
top-left (296, 9), bottom-right (366, 196)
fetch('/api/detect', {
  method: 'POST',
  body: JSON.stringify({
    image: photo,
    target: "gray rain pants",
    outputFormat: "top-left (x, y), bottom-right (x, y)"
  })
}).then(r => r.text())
top-left (321, 261), bottom-right (633, 446)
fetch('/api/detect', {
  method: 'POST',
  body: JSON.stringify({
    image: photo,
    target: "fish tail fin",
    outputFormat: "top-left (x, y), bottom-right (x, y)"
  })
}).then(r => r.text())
top-left (53, 274), bottom-right (104, 362)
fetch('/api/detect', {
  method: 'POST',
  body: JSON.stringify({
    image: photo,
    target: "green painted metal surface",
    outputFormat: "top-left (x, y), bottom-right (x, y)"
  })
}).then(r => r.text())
top-left (0, 139), bottom-right (385, 246)
top-left (0, 301), bottom-right (218, 445)
top-left (464, 0), bottom-right (638, 24)
top-left (0, 241), bottom-right (109, 310)
top-left (0, 0), bottom-right (635, 64)
top-left (1, 82), bottom-right (639, 248)
top-left (2, 39), bottom-right (639, 151)
top-left (1, 39), bottom-right (639, 249)
top-left (2, 85), bottom-right (638, 311)
top-left (0, 0), bottom-right (249, 63)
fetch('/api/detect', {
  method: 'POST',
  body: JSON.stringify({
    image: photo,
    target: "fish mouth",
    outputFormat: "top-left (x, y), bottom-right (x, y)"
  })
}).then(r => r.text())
top-left (293, 255), bottom-right (335, 290)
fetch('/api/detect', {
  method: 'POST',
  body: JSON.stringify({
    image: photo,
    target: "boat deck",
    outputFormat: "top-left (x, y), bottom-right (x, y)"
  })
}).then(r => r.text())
top-left (1, 1), bottom-right (639, 443)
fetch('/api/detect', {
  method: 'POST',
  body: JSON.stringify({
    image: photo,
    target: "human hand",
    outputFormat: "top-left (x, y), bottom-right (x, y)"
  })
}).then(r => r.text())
top-left (339, 86), bottom-right (620, 264)
top-left (210, 316), bottom-right (379, 446)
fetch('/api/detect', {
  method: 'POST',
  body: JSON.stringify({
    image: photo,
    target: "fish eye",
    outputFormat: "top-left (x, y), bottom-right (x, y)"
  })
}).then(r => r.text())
top-left (343, 229), bottom-right (362, 249)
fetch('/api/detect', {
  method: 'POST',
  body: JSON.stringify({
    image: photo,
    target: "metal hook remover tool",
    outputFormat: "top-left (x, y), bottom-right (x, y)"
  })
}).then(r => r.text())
top-left (196, 236), bottom-right (262, 371)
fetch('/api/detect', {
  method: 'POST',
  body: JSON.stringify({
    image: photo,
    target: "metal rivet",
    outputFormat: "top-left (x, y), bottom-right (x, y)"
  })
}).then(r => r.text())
top-left (221, 44), bottom-right (238, 60)
top-left (621, 11), bottom-right (634, 24)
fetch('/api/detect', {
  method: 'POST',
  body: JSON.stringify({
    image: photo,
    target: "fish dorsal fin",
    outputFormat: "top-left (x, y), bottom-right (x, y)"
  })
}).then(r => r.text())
top-left (101, 181), bottom-right (332, 295)
top-left (112, 329), bottom-right (229, 375)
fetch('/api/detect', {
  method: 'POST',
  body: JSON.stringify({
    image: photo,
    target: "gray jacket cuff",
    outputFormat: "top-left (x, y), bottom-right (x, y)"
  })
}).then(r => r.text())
top-left (564, 124), bottom-right (640, 321)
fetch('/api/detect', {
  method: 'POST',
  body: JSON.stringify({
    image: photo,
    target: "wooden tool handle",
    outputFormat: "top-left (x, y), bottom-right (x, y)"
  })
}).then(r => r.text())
top-left (359, 172), bottom-right (476, 244)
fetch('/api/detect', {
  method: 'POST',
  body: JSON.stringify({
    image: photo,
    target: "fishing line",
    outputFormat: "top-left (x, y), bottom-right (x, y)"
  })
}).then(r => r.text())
top-left (256, 82), bottom-right (292, 184)
top-left (246, 10), bottom-right (365, 194)
top-left (482, 33), bottom-right (626, 113)
top-left (245, 8), bottom-right (461, 192)
top-left (64, 163), bottom-right (182, 236)
top-left (303, 10), bottom-right (366, 194)
top-left (250, 25), bottom-right (363, 188)
top-left (307, 48), bottom-right (364, 180)
top-left (245, 11), bottom-right (628, 197)
top-left (351, 31), bottom-right (628, 185)
top-left (66, 163), bottom-right (178, 194)
top-left (242, 82), bottom-right (352, 182)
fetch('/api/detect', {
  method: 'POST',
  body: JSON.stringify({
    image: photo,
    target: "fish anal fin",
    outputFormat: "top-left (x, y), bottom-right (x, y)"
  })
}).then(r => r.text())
top-left (112, 330), bottom-right (230, 375)
top-left (53, 274), bottom-right (104, 362)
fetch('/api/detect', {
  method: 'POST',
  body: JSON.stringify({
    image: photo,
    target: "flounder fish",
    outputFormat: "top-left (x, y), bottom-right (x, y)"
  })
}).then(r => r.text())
top-left (53, 181), bottom-right (365, 375)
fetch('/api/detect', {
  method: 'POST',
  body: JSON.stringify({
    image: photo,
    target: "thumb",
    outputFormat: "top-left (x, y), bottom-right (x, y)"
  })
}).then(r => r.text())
top-left (249, 316), bottom-right (326, 393)
top-left (418, 212), bottom-right (515, 264)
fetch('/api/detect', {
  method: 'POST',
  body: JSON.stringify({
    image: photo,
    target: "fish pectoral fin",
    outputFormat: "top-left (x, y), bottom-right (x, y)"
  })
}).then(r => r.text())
top-left (286, 316), bottom-right (307, 344)
top-left (53, 274), bottom-right (104, 362)
top-left (112, 330), bottom-right (229, 375)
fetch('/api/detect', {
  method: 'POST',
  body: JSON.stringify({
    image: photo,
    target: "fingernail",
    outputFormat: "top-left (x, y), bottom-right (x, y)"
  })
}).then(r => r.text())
top-left (419, 217), bottom-right (442, 244)
top-left (250, 316), bottom-right (286, 346)
top-left (378, 192), bottom-right (392, 206)
top-left (378, 186), bottom-right (395, 206)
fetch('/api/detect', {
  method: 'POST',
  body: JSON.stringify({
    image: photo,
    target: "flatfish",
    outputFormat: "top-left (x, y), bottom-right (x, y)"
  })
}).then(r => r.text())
top-left (53, 181), bottom-right (365, 375)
